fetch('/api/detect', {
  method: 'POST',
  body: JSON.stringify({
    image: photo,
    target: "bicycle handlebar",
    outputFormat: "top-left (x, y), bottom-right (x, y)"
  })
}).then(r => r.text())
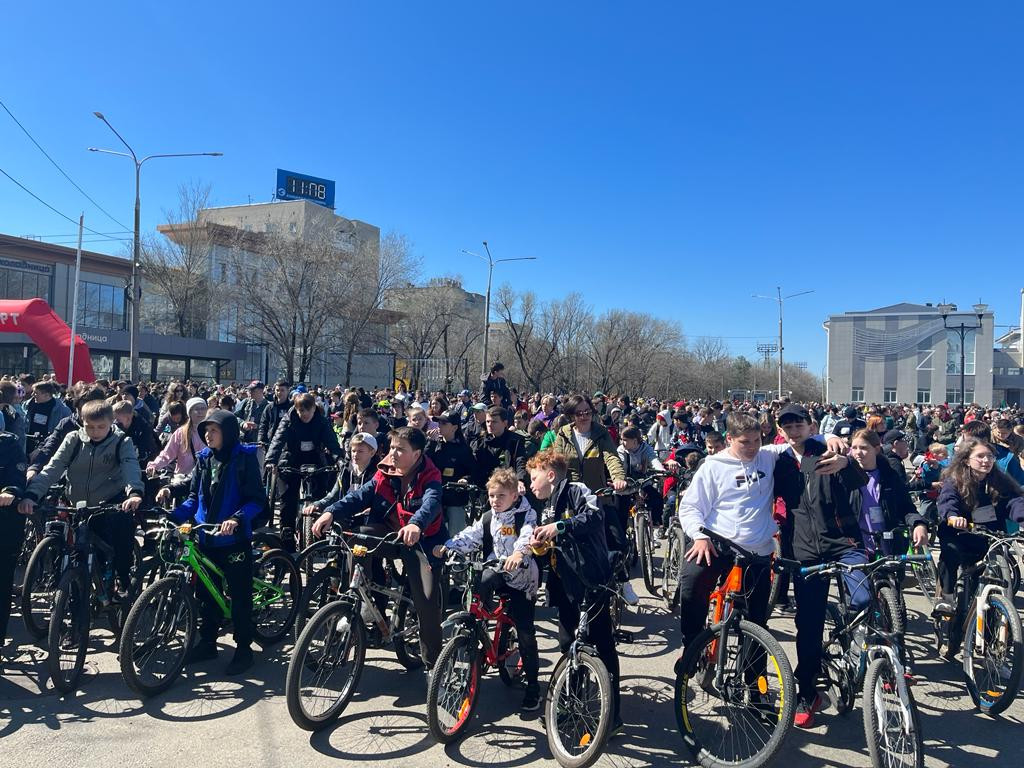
top-left (794, 553), bottom-right (931, 578)
top-left (442, 481), bottom-right (482, 494)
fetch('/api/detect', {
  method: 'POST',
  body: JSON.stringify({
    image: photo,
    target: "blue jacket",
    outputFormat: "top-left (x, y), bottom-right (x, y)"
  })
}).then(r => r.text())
top-left (170, 442), bottom-right (265, 548)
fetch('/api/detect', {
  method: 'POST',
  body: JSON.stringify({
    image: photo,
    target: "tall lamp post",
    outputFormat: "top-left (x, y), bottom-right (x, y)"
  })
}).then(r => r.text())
top-left (89, 112), bottom-right (222, 381)
top-left (462, 242), bottom-right (535, 382)
top-left (753, 287), bottom-right (814, 400)
top-left (938, 302), bottom-right (987, 408)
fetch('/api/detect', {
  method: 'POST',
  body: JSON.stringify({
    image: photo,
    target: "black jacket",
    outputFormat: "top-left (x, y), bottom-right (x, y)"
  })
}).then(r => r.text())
top-left (882, 449), bottom-right (908, 484)
top-left (266, 407), bottom-right (342, 467)
top-left (545, 478), bottom-right (612, 603)
top-left (313, 455), bottom-right (379, 511)
top-left (258, 398), bottom-right (291, 447)
top-left (0, 431), bottom-right (27, 497)
top-left (426, 438), bottom-right (476, 506)
top-left (848, 458), bottom-right (925, 552)
top-left (472, 428), bottom-right (528, 485)
top-left (481, 375), bottom-right (511, 408)
top-left (29, 414), bottom-right (80, 473)
top-left (122, 413), bottom-right (158, 466)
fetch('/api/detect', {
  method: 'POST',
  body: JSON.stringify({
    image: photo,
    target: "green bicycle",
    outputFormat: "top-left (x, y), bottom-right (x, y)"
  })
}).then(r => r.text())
top-left (119, 520), bottom-right (301, 696)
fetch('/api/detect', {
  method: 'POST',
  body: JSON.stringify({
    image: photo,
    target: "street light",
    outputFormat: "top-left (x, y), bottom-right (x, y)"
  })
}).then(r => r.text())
top-left (938, 302), bottom-right (987, 408)
top-left (462, 241), bottom-right (536, 382)
top-left (89, 111), bottom-right (222, 381)
top-left (753, 287), bottom-right (814, 400)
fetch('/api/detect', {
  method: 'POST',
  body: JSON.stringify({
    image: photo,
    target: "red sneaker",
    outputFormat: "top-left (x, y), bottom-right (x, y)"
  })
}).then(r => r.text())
top-left (794, 693), bottom-right (823, 729)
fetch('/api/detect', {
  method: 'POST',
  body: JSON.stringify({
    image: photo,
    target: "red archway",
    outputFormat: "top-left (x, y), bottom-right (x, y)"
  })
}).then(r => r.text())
top-left (0, 298), bottom-right (96, 384)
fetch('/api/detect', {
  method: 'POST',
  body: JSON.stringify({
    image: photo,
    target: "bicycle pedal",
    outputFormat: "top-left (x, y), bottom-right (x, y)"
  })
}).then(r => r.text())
top-left (613, 629), bottom-right (633, 644)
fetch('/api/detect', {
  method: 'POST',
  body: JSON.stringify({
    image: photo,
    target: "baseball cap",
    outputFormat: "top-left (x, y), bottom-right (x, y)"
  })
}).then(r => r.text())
top-left (593, 391), bottom-right (605, 398)
top-left (459, 389), bottom-right (471, 397)
top-left (883, 429), bottom-right (908, 446)
top-left (843, 405), bottom-right (859, 419)
top-left (351, 432), bottom-right (378, 452)
top-left (249, 380), bottom-right (264, 390)
top-left (778, 404), bottom-right (811, 424)
top-left (471, 402), bottom-right (487, 411)
top-left (435, 411), bottom-right (456, 425)
top-left (393, 393), bottom-right (407, 403)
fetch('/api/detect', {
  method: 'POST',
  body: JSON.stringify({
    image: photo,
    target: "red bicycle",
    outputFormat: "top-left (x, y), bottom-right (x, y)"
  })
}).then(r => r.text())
top-left (426, 551), bottom-right (527, 742)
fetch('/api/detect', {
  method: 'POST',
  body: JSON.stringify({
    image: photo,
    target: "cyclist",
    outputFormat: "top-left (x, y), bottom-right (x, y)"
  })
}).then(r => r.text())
top-left (311, 426), bottom-right (447, 668)
top-left (113, 400), bottom-right (157, 468)
top-left (305, 432), bottom-right (379, 519)
top-left (528, 449), bottom-right (622, 734)
top-left (27, 385), bottom-right (107, 480)
top-left (934, 437), bottom-right (1024, 615)
top-left (19, 401), bottom-right (144, 599)
top-left (435, 467), bottom-right (541, 710)
top-left (426, 411), bottom-right (476, 534)
top-left (472, 406), bottom-right (529, 491)
top-left (147, 397), bottom-right (209, 477)
top-left (266, 392), bottom-right (342, 553)
top-left (169, 409), bottom-right (266, 676)
top-left (0, 430), bottom-right (27, 661)
top-left (257, 380), bottom-right (292, 452)
top-left (356, 407), bottom-right (391, 455)
top-left (616, 425), bottom-right (665, 530)
top-left (462, 402), bottom-right (487, 444)
top-left (25, 380), bottom-right (71, 456)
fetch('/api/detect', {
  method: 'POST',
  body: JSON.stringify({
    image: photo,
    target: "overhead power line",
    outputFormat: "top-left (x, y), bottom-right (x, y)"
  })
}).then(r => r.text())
top-left (0, 97), bottom-right (131, 231)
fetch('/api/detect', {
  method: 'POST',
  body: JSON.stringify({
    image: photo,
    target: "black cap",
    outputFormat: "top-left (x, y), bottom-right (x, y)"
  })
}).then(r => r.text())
top-left (672, 409), bottom-right (687, 421)
top-left (778, 403), bottom-right (811, 423)
top-left (883, 429), bottom-right (908, 446)
top-left (435, 411), bottom-right (456, 425)
top-left (844, 405), bottom-right (859, 419)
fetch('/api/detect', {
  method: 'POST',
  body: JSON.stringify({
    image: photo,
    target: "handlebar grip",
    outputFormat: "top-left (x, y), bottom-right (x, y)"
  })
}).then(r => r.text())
top-left (773, 557), bottom-right (803, 573)
top-left (800, 563), bottom-right (829, 576)
top-left (904, 553), bottom-right (932, 562)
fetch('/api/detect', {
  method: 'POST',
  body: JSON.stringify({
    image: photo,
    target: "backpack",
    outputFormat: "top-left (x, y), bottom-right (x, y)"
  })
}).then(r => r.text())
top-left (481, 506), bottom-right (528, 560)
top-left (68, 430), bottom-right (128, 466)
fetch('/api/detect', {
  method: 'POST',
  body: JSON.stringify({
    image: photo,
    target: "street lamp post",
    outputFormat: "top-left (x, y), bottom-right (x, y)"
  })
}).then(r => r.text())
top-left (89, 112), bottom-right (222, 381)
top-left (753, 287), bottom-right (814, 400)
top-left (462, 242), bottom-right (536, 382)
top-left (938, 302), bottom-right (987, 408)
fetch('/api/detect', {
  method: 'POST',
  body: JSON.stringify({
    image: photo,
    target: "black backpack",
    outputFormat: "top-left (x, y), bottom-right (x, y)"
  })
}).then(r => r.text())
top-left (480, 506), bottom-right (528, 559)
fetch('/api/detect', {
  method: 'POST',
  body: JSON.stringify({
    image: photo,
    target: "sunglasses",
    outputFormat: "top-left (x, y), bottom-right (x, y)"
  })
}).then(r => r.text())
top-left (574, 410), bottom-right (592, 418)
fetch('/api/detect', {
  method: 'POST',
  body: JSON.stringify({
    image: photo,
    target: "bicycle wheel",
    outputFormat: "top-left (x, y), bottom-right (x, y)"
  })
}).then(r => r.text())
top-left (393, 590), bottom-right (424, 670)
top-left (862, 656), bottom-right (923, 768)
top-left (637, 515), bottom-right (658, 596)
top-left (285, 600), bottom-right (366, 731)
top-left (766, 536), bottom-right (783, 616)
top-left (21, 535), bottom-right (63, 640)
top-left (823, 602), bottom-right (854, 714)
top-left (298, 513), bottom-right (315, 576)
top-left (991, 550), bottom-right (1020, 596)
top-left (674, 619), bottom-right (795, 768)
top-left (294, 564), bottom-right (344, 642)
top-left (661, 527), bottom-right (684, 613)
top-left (47, 568), bottom-right (91, 693)
top-left (545, 650), bottom-right (613, 768)
top-left (252, 548), bottom-right (302, 645)
top-left (877, 586), bottom-right (905, 638)
top-left (963, 592), bottom-right (1024, 716)
top-left (497, 622), bottom-right (524, 686)
top-left (119, 575), bottom-right (196, 697)
top-left (427, 632), bottom-right (481, 743)
top-left (910, 549), bottom-right (939, 607)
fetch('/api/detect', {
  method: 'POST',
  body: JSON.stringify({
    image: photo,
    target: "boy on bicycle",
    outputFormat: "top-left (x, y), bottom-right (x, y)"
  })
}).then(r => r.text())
top-left (616, 425), bottom-right (665, 529)
top-left (169, 409), bottom-right (267, 676)
top-left (435, 467), bottom-right (540, 711)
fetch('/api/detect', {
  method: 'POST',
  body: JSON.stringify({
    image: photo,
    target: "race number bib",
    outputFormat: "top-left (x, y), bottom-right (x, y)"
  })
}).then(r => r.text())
top-left (868, 506), bottom-right (885, 526)
top-left (299, 441), bottom-right (314, 452)
top-left (33, 413), bottom-right (48, 425)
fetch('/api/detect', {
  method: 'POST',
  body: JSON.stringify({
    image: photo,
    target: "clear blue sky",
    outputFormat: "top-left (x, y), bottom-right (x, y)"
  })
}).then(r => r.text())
top-left (3, 2), bottom-right (1023, 374)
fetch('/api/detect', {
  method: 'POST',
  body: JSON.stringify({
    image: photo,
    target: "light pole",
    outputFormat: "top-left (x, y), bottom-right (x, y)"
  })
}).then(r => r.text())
top-left (462, 241), bottom-right (536, 382)
top-left (938, 302), bottom-right (987, 408)
top-left (89, 112), bottom-right (222, 381)
top-left (754, 287), bottom-right (814, 400)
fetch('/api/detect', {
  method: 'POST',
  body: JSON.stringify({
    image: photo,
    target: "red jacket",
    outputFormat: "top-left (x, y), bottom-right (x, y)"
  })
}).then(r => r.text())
top-left (373, 457), bottom-right (444, 536)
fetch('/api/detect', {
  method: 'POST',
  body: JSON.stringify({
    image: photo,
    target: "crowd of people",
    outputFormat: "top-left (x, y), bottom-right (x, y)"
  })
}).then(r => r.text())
top-left (2, 360), bottom-right (1024, 735)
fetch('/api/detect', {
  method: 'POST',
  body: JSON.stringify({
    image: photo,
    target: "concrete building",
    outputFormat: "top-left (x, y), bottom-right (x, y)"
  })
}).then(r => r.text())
top-left (824, 302), bottom-right (999, 406)
top-left (0, 233), bottom-right (244, 380)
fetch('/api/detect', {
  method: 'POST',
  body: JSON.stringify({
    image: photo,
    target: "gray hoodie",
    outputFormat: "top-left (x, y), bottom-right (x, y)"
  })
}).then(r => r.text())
top-left (26, 425), bottom-right (143, 506)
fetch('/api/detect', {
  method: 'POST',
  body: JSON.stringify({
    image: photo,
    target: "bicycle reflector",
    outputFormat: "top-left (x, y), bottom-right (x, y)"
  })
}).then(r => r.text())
top-left (352, 544), bottom-right (368, 557)
top-left (178, 524), bottom-right (193, 535)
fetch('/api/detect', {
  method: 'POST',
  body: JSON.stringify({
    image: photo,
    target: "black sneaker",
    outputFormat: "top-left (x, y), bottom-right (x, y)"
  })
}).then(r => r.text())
top-left (522, 691), bottom-right (541, 712)
top-left (184, 641), bottom-right (218, 665)
top-left (225, 646), bottom-right (254, 676)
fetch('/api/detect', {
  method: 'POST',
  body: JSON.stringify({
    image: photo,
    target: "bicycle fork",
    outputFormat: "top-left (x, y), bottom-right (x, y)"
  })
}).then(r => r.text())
top-left (866, 645), bottom-right (916, 740)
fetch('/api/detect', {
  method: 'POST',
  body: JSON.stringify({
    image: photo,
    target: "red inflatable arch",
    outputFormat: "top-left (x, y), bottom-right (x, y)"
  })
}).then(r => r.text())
top-left (0, 298), bottom-right (96, 384)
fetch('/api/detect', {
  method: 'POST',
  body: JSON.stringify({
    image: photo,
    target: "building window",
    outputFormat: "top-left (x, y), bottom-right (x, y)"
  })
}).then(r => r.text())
top-left (916, 389), bottom-right (931, 404)
top-left (883, 388), bottom-right (897, 404)
top-left (0, 263), bottom-right (50, 302)
top-left (945, 389), bottom-right (975, 405)
top-left (1009, 368), bottom-right (1022, 376)
top-left (946, 329), bottom-right (976, 375)
top-left (78, 281), bottom-right (125, 330)
top-left (155, 358), bottom-right (187, 380)
top-left (851, 388), bottom-right (864, 402)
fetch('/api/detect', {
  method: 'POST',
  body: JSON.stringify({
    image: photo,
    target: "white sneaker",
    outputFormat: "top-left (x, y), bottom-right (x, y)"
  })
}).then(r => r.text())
top-left (621, 582), bottom-right (639, 606)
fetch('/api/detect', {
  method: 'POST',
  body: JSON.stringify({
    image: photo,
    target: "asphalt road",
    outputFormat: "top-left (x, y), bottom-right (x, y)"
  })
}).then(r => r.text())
top-left (2, 546), bottom-right (1022, 768)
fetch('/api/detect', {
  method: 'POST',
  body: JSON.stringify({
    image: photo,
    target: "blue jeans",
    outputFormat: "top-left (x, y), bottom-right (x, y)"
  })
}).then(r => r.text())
top-left (793, 549), bottom-right (871, 703)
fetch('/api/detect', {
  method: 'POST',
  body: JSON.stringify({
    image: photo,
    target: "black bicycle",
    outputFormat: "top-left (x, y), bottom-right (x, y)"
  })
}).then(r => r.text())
top-left (279, 464), bottom-right (337, 573)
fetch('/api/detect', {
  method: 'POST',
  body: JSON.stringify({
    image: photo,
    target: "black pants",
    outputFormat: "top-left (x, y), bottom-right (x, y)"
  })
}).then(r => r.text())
top-left (90, 510), bottom-right (135, 591)
top-left (477, 568), bottom-right (539, 692)
top-left (279, 469), bottom-right (331, 540)
top-left (0, 509), bottom-right (22, 646)
top-left (677, 549), bottom-right (772, 648)
top-left (602, 503), bottom-right (628, 581)
top-left (774, 519), bottom-right (795, 604)
top-left (196, 541), bottom-right (253, 649)
top-left (359, 523), bottom-right (443, 667)
top-left (938, 529), bottom-right (989, 596)
top-left (549, 571), bottom-right (620, 721)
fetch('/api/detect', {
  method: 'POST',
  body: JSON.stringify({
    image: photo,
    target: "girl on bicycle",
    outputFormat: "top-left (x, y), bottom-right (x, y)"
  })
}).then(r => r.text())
top-left (935, 438), bottom-right (1024, 614)
top-left (147, 397), bottom-right (208, 477)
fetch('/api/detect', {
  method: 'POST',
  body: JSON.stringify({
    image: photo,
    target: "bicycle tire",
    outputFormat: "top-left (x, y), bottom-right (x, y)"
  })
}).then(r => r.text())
top-left (992, 550), bottom-right (1019, 597)
top-left (910, 550), bottom-right (939, 607)
top-left (285, 600), bottom-right (366, 731)
top-left (862, 656), bottom-right (924, 768)
top-left (766, 537), bottom-right (783, 616)
top-left (252, 548), bottom-right (302, 645)
top-left (823, 601), bottom-right (854, 715)
top-left (637, 515), bottom-right (658, 596)
top-left (545, 650), bottom-right (613, 768)
top-left (119, 575), bottom-right (196, 697)
top-left (21, 535), bottom-right (63, 640)
top-left (47, 568), bottom-right (91, 694)
top-left (294, 564), bottom-right (344, 642)
top-left (661, 527), bottom-right (684, 613)
top-left (963, 592), bottom-right (1024, 716)
top-left (393, 590), bottom-right (424, 670)
top-left (877, 586), bottom-right (905, 638)
top-left (674, 619), bottom-right (795, 768)
top-left (298, 513), bottom-right (315, 576)
top-left (426, 632), bottom-right (481, 743)
top-left (497, 622), bottom-right (524, 686)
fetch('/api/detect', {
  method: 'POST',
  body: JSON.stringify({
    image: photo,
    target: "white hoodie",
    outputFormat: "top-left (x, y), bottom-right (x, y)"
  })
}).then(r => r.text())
top-left (678, 446), bottom-right (783, 556)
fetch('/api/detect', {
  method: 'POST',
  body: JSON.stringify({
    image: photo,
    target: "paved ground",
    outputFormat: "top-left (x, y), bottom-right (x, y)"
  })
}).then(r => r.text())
top-left (2, 546), bottom-right (1022, 768)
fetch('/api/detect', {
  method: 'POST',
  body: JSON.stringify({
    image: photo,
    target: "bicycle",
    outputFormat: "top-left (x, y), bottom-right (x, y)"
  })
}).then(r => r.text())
top-left (284, 527), bottom-right (427, 731)
top-left (119, 520), bottom-right (300, 697)
top-left (426, 550), bottom-right (529, 742)
top-left (619, 472), bottom-right (668, 597)
top-left (932, 524), bottom-right (1024, 716)
top-left (673, 527), bottom-right (796, 768)
top-left (278, 464), bottom-right (338, 570)
top-left (807, 553), bottom-right (929, 768)
top-left (660, 505), bottom-right (685, 615)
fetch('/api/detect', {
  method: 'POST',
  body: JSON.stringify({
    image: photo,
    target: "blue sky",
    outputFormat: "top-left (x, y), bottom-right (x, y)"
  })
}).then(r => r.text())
top-left (2, 2), bottom-right (1022, 373)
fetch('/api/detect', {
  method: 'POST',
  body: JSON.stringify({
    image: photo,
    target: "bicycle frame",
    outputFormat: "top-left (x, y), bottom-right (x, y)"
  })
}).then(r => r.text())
top-left (442, 557), bottom-right (519, 668)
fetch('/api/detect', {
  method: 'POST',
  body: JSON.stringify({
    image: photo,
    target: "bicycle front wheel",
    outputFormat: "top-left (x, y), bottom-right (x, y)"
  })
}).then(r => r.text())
top-left (637, 515), bottom-right (658, 596)
top-left (285, 600), bottom-right (366, 731)
top-left (545, 650), bottom-right (613, 768)
top-left (862, 656), bottom-right (923, 768)
top-left (427, 632), bottom-right (481, 743)
top-left (119, 575), bottom-right (196, 697)
top-left (47, 568), bottom-right (91, 693)
top-left (393, 589), bottom-right (424, 670)
top-left (21, 535), bottom-right (63, 640)
top-left (910, 548), bottom-right (939, 608)
top-left (252, 548), bottom-right (302, 645)
top-left (963, 592), bottom-right (1024, 716)
top-left (661, 527), bottom-right (684, 613)
top-left (674, 619), bottom-right (795, 768)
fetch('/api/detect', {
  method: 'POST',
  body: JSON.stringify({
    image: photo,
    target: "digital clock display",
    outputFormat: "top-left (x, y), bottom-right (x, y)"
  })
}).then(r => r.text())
top-left (275, 169), bottom-right (335, 208)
